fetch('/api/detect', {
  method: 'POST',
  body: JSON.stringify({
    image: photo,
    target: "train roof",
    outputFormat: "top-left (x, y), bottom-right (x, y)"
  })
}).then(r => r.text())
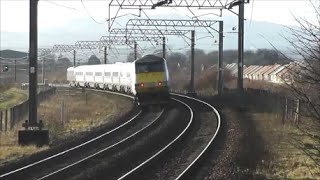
top-left (135, 55), bottom-right (164, 64)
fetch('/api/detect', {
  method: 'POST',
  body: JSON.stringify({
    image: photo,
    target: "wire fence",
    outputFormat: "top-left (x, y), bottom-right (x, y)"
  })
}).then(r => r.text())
top-left (0, 87), bottom-right (56, 132)
top-left (172, 87), bottom-right (308, 125)
top-left (224, 88), bottom-right (308, 125)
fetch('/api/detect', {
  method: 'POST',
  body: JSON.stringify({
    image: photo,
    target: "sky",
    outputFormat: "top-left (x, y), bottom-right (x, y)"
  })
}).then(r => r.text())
top-left (0, 0), bottom-right (319, 52)
top-left (1, 0), bottom-right (318, 32)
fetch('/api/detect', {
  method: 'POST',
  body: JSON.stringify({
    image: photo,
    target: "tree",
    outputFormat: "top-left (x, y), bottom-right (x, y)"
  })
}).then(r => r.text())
top-left (127, 51), bottom-right (142, 62)
top-left (279, 2), bottom-right (320, 123)
top-left (185, 49), bottom-right (208, 74)
top-left (153, 49), bottom-right (169, 58)
top-left (207, 51), bottom-right (218, 65)
top-left (56, 56), bottom-right (72, 68)
top-left (43, 54), bottom-right (56, 71)
top-left (87, 55), bottom-right (101, 65)
top-left (166, 52), bottom-right (187, 71)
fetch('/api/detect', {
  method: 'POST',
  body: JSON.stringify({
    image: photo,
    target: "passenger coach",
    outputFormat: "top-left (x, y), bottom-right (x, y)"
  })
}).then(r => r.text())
top-left (67, 54), bottom-right (170, 105)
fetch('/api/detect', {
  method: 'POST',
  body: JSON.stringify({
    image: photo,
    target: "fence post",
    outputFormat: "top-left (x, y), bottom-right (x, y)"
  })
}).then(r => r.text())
top-left (294, 99), bottom-right (300, 125)
top-left (5, 109), bottom-right (8, 131)
top-left (0, 111), bottom-right (2, 131)
top-left (86, 93), bottom-right (88, 105)
top-left (61, 100), bottom-right (65, 126)
top-left (10, 108), bottom-right (13, 130)
top-left (282, 97), bottom-right (288, 124)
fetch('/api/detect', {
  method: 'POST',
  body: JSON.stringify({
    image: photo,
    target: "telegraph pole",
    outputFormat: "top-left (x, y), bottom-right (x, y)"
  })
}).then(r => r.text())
top-left (218, 21), bottom-right (224, 95)
top-left (162, 37), bottom-right (166, 59)
top-left (28, 0), bottom-right (38, 127)
top-left (188, 30), bottom-right (196, 95)
top-left (134, 41), bottom-right (137, 60)
top-left (73, 50), bottom-right (76, 67)
top-left (237, 0), bottom-right (244, 92)
top-left (42, 57), bottom-right (44, 84)
top-left (19, 0), bottom-right (49, 146)
top-left (14, 60), bottom-right (17, 82)
top-left (104, 46), bottom-right (108, 64)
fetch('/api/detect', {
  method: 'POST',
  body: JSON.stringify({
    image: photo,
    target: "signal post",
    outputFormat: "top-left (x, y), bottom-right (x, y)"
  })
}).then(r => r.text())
top-left (18, 0), bottom-right (49, 146)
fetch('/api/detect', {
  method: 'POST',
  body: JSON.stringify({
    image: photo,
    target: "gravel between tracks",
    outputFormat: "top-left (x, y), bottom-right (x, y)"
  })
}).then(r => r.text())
top-left (125, 96), bottom-right (218, 180)
top-left (52, 101), bottom-right (190, 180)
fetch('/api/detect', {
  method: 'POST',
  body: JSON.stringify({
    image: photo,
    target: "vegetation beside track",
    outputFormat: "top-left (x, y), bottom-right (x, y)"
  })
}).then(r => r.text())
top-left (250, 112), bottom-right (320, 179)
top-left (205, 94), bottom-right (319, 179)
top-left (0, 88), bottom-right (27, 110)
top-left (0, 90), bottom-right (132, 164)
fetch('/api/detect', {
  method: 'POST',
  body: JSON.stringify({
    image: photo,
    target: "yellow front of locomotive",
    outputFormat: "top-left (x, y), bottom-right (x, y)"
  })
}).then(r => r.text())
top-left (134, 55), bottom-right (170, 105)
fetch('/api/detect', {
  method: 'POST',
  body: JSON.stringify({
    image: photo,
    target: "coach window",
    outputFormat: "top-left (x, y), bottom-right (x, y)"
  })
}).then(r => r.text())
top-left (113, 72), bottom-right (119, 77)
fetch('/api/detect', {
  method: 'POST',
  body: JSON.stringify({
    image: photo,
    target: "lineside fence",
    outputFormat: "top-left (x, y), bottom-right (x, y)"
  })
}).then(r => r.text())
top-left (223, 88), bottom-right (308, 125)
top-left (0, 87), bottom-right (56, 131)
top-left (172, 87), bottom-right (307, 125)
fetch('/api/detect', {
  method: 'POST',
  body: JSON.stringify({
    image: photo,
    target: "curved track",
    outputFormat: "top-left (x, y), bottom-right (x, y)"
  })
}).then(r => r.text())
top-left (0, 88), bottom-right (152, 179)
top-left (0, 88), bottom-right (221, 180)
top-left (119, 93), bottom-right (221, 180)
top-left (37, 108), bottom-right (165, 180)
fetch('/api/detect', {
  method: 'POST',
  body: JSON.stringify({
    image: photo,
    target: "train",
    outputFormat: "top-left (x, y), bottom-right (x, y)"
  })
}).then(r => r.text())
top-left (67, 54), bottom-right (170, 106)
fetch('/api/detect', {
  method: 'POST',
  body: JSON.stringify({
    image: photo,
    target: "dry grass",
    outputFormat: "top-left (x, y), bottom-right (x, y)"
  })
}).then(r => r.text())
top-left (252, 112), bottom-right (320, 179)
top-left (46, 71), bottom-right (67, 83)
top-left (0, 91), bottom-right (132, 164)
top-left (0, 88), bottom-right (27, 110)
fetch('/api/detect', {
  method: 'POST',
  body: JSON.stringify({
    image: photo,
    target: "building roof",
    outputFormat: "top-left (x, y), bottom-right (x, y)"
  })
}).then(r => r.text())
top-left (263, 64), bottom-right (282, 76)
top-left (243, 65), bottom-right (257, 74)
top-left (254, 65), bottom-right (271, 75)
top-left (271, 65), bottom-right (286, 76)
top-left (277, 63), bottom-right (298, 78)
top-left (259, 65), bottom-right (274, 75)
top-left (247, 66), bottom-right (263, 76)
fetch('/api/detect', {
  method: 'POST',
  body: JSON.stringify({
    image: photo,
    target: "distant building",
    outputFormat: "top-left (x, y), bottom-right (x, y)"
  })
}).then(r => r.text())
top-left (224, 62), bottom-right (301, 85)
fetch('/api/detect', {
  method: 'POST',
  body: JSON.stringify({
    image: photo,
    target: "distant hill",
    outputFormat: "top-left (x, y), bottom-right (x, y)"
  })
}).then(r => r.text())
top-left (0, 50), bottom-right (28, 59)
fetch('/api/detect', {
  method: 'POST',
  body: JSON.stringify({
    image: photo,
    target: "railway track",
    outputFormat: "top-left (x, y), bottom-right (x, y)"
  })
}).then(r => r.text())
top-left (0, 88), bottom-right (220, 180)
top-left (118, 93), bottom-right (221, 180)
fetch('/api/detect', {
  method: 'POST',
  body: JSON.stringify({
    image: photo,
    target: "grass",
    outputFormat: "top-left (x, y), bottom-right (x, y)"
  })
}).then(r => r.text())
top-left (0, 90), bottom-right (132, 164)
top-left (45, 71), bottom-right (67, 84)
top-left (251, 112), bottom-right (320, 179)
top-left (0, 88), bottom-right (27, 110)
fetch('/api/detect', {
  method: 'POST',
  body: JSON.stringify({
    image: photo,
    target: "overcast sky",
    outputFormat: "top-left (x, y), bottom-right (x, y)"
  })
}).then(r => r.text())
top-left (0, 0), bottom-right (318, 33)
top-left (0, 0), bottom-right (319, 53)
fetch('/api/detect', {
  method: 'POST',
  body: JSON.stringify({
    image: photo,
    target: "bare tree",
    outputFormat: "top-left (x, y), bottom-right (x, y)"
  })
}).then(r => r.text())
top-left (279, 1), bottom-right (320, 122)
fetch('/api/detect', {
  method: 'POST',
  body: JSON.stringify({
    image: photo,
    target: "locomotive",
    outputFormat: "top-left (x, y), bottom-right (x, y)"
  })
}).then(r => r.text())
top-left (67, 55), bottom-right (170, 105)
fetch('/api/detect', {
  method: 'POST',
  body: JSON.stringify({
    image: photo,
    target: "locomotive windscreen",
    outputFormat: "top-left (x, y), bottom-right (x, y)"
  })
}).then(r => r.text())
top-left (136, 61), bottom-right (164, 73)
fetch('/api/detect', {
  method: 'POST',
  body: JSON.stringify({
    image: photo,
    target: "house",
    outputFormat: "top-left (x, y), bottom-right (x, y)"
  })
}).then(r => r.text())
top-left (226, 63), bottom-right (239, 77)
top-left (262, 64), bottom-right (282, 81)
top-left (248, 66), bottom-right (263, 80)
top-left (276, 63), bottom-right (300, 84)
top-left (243, 65), bottom-right (258, 79)
top-left (254, 65), bottom-right (272, 80)
top-left (270, 65), bottom-right (287, 83)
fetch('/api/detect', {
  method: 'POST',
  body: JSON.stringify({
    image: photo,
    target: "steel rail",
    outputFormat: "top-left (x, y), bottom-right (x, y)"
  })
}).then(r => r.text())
top-left (118, 93), bottom-right (221, 180)
top-left (37, 108), bottom-right (165, 180)
top-left (118, 97), bottom-right (194, 180)
top-left (0, 89), bottom-right (140, 179)
top-left (171, 92), bottom-right (221, 180)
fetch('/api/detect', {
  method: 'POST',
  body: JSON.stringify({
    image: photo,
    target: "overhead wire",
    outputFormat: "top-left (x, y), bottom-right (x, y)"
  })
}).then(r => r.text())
top-left (80, 0), bottom-right (107, 24)
top-left (249, 0), bottom-right (254, 28)
top-left (41, 0), bottom-right (80, 11)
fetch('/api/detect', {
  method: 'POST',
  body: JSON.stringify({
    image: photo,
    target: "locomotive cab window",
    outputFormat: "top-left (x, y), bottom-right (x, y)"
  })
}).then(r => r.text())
top-left (136, 61), bottom-right (164, 73)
